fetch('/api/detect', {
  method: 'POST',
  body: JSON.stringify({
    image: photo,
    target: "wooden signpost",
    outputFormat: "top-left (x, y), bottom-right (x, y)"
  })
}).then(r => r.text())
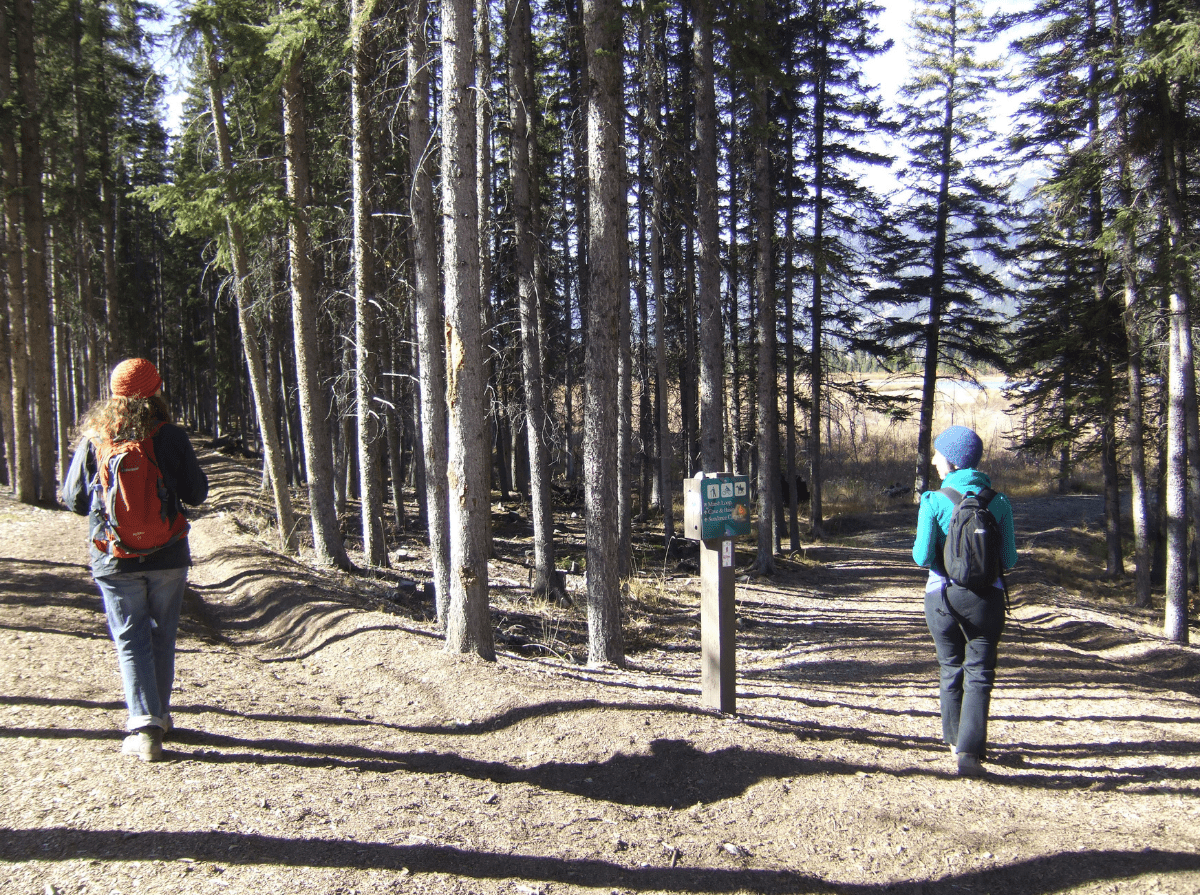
top-left (683, 471), bottom-right (750, 714)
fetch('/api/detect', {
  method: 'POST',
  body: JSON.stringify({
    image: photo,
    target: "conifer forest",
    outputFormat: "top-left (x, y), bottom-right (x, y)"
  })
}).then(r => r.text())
top-left (1, 0), bottom-right (1198, 662)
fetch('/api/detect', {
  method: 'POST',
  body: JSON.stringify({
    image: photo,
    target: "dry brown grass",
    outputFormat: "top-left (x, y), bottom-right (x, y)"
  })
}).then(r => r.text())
top-left (815, 373), bottom-right (1102, 514)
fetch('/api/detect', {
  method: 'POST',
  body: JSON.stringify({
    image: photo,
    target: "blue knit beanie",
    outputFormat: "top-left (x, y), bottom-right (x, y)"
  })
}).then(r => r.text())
top-left (934, 425), bottom-right (983, 469)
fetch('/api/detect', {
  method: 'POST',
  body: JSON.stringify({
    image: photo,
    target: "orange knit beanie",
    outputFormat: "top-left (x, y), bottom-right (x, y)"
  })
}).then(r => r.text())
top-left (110, 358), bottom-right (163, 399)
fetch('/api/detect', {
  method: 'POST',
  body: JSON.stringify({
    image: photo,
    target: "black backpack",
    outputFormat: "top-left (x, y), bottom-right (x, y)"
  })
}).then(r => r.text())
top-left (940, 486), bottom-right (1003, 594)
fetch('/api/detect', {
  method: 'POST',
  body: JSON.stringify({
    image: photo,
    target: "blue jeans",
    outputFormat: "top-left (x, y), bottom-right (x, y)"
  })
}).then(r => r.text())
top-left (95, 567), bottom-right (188, 731)
top-left (924, 583), bottom-right (1005, 759)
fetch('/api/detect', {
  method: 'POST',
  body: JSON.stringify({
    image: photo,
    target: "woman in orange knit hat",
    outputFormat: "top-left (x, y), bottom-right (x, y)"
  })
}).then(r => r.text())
top-left (61, 359), bottom-right (208, 761)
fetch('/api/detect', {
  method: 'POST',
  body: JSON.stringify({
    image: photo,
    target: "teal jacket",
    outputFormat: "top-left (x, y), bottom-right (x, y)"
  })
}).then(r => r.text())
top-left (912, 467), bottom-right (1018, 592)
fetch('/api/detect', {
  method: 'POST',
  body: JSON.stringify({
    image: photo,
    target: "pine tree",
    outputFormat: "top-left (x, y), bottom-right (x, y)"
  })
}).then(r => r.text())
top-left (582, 0), bottom-right (625, 666)
top-left (408, 0), bottom-right (453, 624)
top-left (202, 32), bottom-right (298, 554)
top-left (694, 0), bottom-right (723, 474)
top-left (14, 0), bottom-right (57, 503)
top-left (874, 0), bottom-right (1012, 499)
top-left (783, 0), bottom-right (895, 532)
top-left (441, 0), bottom-right (495, 659)
top-left (276, 15), bottom-right (350, 570)
top-left (349, 0), bottom-right (388, 568)
top-left (0, 0), bottom-right (34, 503)
top-left (1137, 0), bottom-right (1200, 643)
top-left (745, 0), bottom-right (778, 574)
top-left (507, 0), bottom-right (562, 600)
top-left (1008, 0), bottom-right (1129, 574)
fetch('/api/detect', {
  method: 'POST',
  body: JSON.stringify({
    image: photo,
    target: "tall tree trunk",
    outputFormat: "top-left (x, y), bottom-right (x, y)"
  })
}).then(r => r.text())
top-left (752, 0), bottom-right (776, 575)
top-left (477, 0), bottom-right (500, 517)
top-left (385, 326), bottom-right (406, 532)
top-left (409, 0), bottom-right (452, 623)
top-left (281, 53), bottom-right (350, 569)
top-left (1166, 292), bottom-right (1190, 643)
top-left (809, 5), bottom-right (830, 533)
top-left (635, 25), bottom-right (652, 520)
top-left (0, 217), bottom-right (14, 488)
top-left (99, 121), bottom-right (119, 366)
top-left (1160, 66), bottom-right (1193, 644)
top-left (784, 107), bottom-right (800, 551)
top-left (648, 8), bottom-right (673, 548)
top-left (562, 172), bottom-right (576, 482)
top-left (694, 0), bottom-right (723, 473)
top-left (441, 0), bottom-right (495, 659)
top-left (1109, 0), bottom-right (1150, 604)
top-left (726, 82), bottom-right (741, 475)
top-left (48, 227), bottom-right (69, 482)
top-left (914, 3), bottom-right (956, 503)
top-left (71, 0), bottom-right (98, 403)
top-left (0, 0), bottom-right (33, 503)
top-left (568, 0), bottom-right (589, 407)
top-left (617, 115), bottom-right (633, 579)
top-left (1085, 4), bottom-right (1122, 578)
top-left (582, 0), bottom-right (625, 667)
top-left (350, 0), bottom-right (388, 567)
top-left (205, 43), bottom-right (297, 553)
top-left (14, 0), bottom-right (57, 503)
top-left (508, 0), bottom-right (560, 600)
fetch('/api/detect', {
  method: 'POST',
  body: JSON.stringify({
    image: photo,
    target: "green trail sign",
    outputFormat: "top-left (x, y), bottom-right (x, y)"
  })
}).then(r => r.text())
top-left (681, 471), bottom-right (747, 715)
top-left (684, 473), bottom-right (751, 541)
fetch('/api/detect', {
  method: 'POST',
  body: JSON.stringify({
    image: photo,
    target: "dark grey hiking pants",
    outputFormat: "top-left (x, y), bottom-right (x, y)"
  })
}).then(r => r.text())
top-left (924, 582), bottom-right (1006, 760)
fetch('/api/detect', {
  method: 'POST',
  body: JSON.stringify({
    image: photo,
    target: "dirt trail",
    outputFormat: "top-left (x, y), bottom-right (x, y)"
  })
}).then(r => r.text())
top-left (2, 447), bottom-right (1199, 895)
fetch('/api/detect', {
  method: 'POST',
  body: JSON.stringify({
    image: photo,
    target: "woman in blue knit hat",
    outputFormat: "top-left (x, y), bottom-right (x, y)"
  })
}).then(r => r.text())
top-left (912, 425), bottom-right (1017, 777)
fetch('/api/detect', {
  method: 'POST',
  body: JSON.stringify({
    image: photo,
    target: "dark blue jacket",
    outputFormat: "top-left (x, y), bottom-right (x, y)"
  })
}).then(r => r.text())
top-left (62, 422), bottom-right (208, 577)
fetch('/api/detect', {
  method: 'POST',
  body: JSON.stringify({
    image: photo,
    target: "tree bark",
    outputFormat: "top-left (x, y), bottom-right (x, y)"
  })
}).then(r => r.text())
top-left (441, 0), bottom-right (495, 659)
top-left (634, 24), bottom-right (652, 521)
top-left (617, 99), bottom-right (633, 580)
top-left (409, 0), bottom-right (452, 623)
top-left (14, 0), bottom-right (57, 503)
top-left (99, 120), bottom-right (119, 366)
top-left (784, 106), bottom-right (800, 551)
top-left (1159, 67), bottom-right (1193, 644)
top-left (477, 0), bottom-right (501, 507)
top-left (281, 53), bottom-right (349, 569)
top-left (205, 43), bottom-right (298, 554)
top-left (1109, 0), bottom-right (1150, 606)
top-left (350, 0), bottom-right (388, 567)
top-left (752, 0), bottom-right (776, 575)
top-left (48, 228), bottom-right (70, 483)
top-left (508, 0), bottom-right (561, 600)
top-left (582, 0), bottom-right (625, 666)
top-left (0, 0), bottom-right (33, 503)
top-left (808, 2), bottom-right (833, 533)
top-left (71, 0), bottom-right (99, 403)
top-left (913, 2), bottom-right (956, 506)
top-left (693, 0), bottom-right (723, 474)
top-left (0, 214), bottom-right (14, 488)
top-left (648, 9), bottom-right (674, 548)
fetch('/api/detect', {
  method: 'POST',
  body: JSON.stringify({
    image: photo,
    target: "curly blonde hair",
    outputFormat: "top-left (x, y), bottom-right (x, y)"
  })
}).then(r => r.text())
top-left (76, 394), bottom-right (172, 446)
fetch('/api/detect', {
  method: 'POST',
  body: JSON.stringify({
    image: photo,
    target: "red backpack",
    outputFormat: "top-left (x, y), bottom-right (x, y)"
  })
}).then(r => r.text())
top-left (91, 422), bottom-right (189, 558)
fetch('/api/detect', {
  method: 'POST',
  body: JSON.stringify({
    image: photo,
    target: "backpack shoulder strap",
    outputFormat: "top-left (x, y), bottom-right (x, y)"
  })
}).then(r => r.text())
top-left (939, 487), bottom-right (962, 505)
top-left (976, 486), bottom-right (996, 507)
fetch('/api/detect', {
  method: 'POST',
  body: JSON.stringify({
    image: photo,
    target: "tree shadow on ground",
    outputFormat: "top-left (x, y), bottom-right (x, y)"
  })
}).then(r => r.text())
top-left (6, 711), bottom-right (1196, 797)
top-left (1, 826), bottom-right (1196, 895)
